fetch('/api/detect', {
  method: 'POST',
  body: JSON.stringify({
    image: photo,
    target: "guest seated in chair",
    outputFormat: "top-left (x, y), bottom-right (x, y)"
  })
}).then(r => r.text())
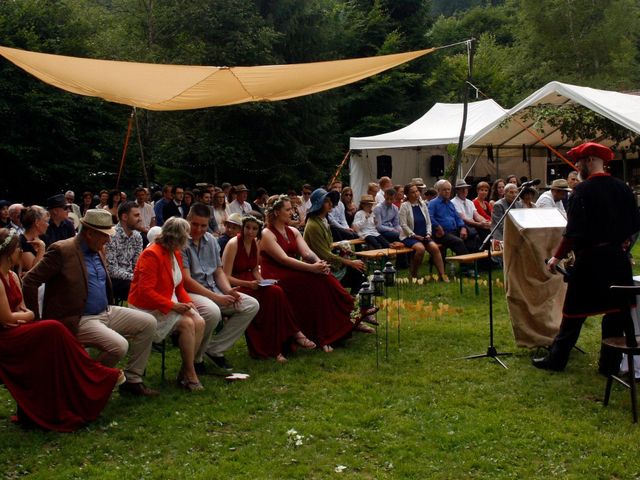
top-left (352, 194), bottom-right (390, 250)
top-left (128, 217), bottom-right (206, 392)
top-left (399, 183), bottom-right (447, 280)
top-left (451, 179), bottom-right (490, 245)
top-left (327, 181), bottom-right (358, 241)
top-left (23, 209), bottom-right (158, 397)
top-left (428, 180), bottom-right (473, 255)
top-left (303, 190), bottom-right (369, 299)
top-left (19, 206), bottom-right (48, 273)
top-left (263, 194), bottom-right (365, 351)
top-left (0, 228), bottom-right (123, 431)
top-left (222, 215), bottom-right (316, 363)
top-left (105, 201), bottom-right (143, 304)
top-left (182, 203), bottom-right (259, 376)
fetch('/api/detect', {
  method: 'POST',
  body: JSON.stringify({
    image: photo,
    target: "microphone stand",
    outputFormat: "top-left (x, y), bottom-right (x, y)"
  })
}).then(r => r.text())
top-left (464, 182), bottom-right (533, 368)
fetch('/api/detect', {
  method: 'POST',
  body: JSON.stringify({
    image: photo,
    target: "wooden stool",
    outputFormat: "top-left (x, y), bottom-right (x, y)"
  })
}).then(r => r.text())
top-left (602, 285), bottom-right (640, 423)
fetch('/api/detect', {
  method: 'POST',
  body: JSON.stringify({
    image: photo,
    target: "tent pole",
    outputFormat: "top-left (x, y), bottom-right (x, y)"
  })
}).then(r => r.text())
top-left (328, 150), bottom-right (351, 188)
top-left (133, 107), bottom-right (150, 189)
top-left (451, 38), bottom-right (475, 185)
top-left (116, 108), bottom-right (135, 191)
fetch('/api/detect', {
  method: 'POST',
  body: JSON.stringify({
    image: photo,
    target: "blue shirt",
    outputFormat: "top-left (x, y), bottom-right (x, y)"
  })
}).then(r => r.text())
top-left (182, 232), bottom-right (222, 294)
top-left (428, 196), bottom-right (464, 233)
top-left (80, 239), bottom-right (109, 315)
top-left (373, 202), bottom-right (400, 233)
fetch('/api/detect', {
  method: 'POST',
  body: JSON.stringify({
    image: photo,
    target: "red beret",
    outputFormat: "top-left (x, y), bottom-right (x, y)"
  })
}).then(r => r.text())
top-left (566, 142), bottom-right (614, 164)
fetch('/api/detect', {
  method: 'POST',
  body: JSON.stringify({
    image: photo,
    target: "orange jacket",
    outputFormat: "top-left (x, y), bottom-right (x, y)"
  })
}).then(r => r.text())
top-left (128, 243), bottom-right (191, 314)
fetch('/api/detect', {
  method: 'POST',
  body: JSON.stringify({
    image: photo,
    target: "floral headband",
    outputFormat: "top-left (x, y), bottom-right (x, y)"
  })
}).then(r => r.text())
top-left (0, 228), bottom-right (17, 253)
top-left (242, 215), bottom-right (264, 228)
top-left (265, 195), bottom-right (290, 217)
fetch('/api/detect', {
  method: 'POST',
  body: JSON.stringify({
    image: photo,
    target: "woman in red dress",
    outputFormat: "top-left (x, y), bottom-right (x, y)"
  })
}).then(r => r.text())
top-left (472, 181), bottom-right (493, 221)
top-left (0, 228), bottom-right (121, 432)
top-left (260, 196), bottom-right (355, 352)
top-left (222, 216), bottom-right (316, 362)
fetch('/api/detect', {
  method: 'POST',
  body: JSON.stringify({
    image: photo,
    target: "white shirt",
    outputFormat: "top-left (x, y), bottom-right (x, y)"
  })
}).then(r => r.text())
top-left (136, 201), bottom-right (155, 230)
top-left (451, 196), bottom-right (477, 221)
top-left (535, 191), bottom-right (566, 215)
top-left (352, 210), bottom-right (379, 238)
top-left (228, 199), bottom-right (252, 215)
top-left (375, 190), bottom-right (385, 205)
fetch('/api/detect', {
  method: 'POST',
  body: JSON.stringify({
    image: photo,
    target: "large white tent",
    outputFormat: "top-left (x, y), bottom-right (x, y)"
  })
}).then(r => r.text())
top-left (349, 99), bottom-right (507, 199)
top-left (462, 82), bottom-right (640, 179)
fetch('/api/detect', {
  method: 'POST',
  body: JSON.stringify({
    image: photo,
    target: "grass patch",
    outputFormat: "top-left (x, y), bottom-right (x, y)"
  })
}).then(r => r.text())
top-left (2, 251), bottom-right (640, 479)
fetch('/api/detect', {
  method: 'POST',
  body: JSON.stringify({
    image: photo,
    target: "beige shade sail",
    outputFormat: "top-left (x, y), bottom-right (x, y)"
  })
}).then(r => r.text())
top-left (0, 45), bottom-right (435, 111)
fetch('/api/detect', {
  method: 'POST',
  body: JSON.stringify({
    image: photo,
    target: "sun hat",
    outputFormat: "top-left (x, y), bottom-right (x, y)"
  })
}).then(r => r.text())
top-left (454, 179), bottom-right (471, 189)
top-left (307, 188), bottom-right (340, 215)
top-left (546, 179), bottom-right (572, 192)
top-left (566, 142), bottom-right (614, 164)
top-left (359, 194), bottom-right (376, 204)
top-left (234, 184), bottom-right (249, 192)
top-left (410, 178), bottom-right (427, 189)
top-left (225, 212), bottom-right (243, 226)
top-left (80, 209), bottom-right (116, 236)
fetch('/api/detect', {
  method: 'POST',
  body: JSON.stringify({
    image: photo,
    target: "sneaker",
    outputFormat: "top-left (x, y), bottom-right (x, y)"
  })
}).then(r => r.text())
top-left (205, 353), bottom-right (234, 375)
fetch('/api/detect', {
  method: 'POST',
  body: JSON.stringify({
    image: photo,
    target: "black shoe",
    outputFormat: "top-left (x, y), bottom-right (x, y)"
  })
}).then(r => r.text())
top-left (531, 355), bottom-right (564, 372)
top-left (205, 353), bottom-right (233, 375)
top-left (194, 361), bottom-right (207, 375)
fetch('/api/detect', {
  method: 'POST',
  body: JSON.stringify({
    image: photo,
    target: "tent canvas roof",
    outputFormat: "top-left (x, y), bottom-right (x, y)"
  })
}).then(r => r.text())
top-left (349, 99), bottom-right (507, 150)
top-left (462, 81), bottom-right (640, 154)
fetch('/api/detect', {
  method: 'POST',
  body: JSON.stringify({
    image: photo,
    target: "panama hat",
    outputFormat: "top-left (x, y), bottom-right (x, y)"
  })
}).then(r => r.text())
top-left (80, 209), bottom-right (116, 236)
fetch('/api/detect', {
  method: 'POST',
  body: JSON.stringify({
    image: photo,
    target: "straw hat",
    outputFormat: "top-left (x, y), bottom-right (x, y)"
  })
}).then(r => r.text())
top-left (359, 194), bottom-right (375, 204)
top-left (225, 213), bottom-right (243, 226)
top-left (80, 209), bottom-right (116, 236)
top-left (546, 179), bottom-right (572, 192)
top-left (411, 178), bottom-right (427, 189)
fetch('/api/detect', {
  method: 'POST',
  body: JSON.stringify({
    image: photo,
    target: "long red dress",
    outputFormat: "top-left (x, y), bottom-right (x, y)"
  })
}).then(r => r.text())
top-left (0, 273), bottom-right (120, 432)
top-left (260, 226), bottom-right (354, 347)
top-left (232, 237), bottom-right (299, 358)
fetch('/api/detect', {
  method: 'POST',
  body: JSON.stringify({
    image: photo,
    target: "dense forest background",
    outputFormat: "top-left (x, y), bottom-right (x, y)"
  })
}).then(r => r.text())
top-left (0, 0), bottom-right (638, 201)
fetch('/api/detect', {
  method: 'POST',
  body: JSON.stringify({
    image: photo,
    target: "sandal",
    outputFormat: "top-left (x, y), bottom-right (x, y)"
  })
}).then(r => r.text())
top-left (276, 354), bottom-right (288, 363)
top-left (179, 379), bottom-right (204, 392)
top-left (322, 345), bottom-right (334, 353)
top-left (354, 323), bottom-right (375, 334)
top-left (295, 332), bottom-right (316, 349)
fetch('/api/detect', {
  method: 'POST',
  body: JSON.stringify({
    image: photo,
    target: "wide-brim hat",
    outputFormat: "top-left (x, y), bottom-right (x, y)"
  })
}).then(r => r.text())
top-left (46, 194), bottom-right (67, 210)
top-left (566, 142), bottom-right (614, 164)
top-left (308, 188), bottom-right (340, 215)
top-left (410, 178), bottom-right (427, 188)
top-left (545, 178), bottom-right (572, 192)
top-left (80, 209), bottom-right (116, 236)
top-left (225, 212), bottom-right (243, 226)
top-left (359, 194), bottom-right (375, 204)
top-left (454, 179), bottom-right (471, 189)
top-left (234, 184), bottom-right (249, 192)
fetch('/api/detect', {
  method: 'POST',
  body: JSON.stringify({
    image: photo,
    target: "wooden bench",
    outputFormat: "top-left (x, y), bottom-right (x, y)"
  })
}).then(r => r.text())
top-left (354, 247), bottom-right (414, 271)
top-left (447, 250), bottom-right (503, 295)
top-left (331, 238), bottom-right (366, 249)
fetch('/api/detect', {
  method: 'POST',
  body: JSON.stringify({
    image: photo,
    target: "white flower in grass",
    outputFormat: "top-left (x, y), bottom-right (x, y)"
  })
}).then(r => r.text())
top-left (335, 465), bottom-right (347, 473)
top-left (287, 429), bottom-right (297, 436)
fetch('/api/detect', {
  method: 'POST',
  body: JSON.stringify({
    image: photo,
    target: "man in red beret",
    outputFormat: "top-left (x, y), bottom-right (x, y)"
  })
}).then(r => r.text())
top-left (533, 142), bottom-right (640, 374)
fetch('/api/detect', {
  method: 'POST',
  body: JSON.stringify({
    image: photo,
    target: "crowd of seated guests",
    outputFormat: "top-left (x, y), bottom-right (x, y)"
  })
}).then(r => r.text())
top-left (0, 173), bottom-right (580, 431)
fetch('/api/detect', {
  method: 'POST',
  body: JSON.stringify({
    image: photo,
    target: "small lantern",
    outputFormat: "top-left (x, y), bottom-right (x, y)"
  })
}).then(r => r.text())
top-left (383, 262), bottom-right (396, 287)
top-left (372, 270), bottom-right (385, 297)
top-left (359, 282), bottom-right (373, 309)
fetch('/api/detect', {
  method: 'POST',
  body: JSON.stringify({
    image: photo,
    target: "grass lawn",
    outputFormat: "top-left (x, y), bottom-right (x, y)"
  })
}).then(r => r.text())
top-left (2, 251), bottom-right (640, 479)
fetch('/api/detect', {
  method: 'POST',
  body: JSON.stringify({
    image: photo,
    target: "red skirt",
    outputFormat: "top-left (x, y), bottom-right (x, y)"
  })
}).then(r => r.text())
top-left (0, 320), bottom-right (120, 432)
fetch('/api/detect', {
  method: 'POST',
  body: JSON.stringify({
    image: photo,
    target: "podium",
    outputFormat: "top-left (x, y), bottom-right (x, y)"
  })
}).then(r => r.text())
top-left (503, 208), bottom-right (567, 347)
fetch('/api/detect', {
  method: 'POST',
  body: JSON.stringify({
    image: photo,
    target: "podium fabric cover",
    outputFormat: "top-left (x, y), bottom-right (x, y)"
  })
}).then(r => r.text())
top-left (503, 208), bottom-right (567, 347)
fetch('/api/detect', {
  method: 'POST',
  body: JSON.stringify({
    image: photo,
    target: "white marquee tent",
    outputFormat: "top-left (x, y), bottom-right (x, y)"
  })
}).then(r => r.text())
top-left (348, 99), bottom-right (507, 199)
top-left (463, 81), bottom-right (640, 162)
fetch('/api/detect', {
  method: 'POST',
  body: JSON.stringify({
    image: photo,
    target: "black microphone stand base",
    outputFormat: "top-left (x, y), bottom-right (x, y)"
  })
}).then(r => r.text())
top-left (464, 346), bottom-right (512, 369)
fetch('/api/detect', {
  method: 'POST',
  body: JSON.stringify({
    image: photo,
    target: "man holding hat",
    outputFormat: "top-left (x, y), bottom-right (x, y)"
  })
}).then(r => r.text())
top-left (43, 194), bottom-right (76, 247)
top-left (535, 178), bottom-right (572, 215)
top-left (23, 209), bottom-right (159, 396)
top-left (533, 142), bottom-right (640, 373)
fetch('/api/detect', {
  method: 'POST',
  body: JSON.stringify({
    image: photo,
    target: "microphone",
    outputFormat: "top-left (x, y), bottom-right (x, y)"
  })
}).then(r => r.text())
top-left (521, 178), bottom-right (541, 187)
